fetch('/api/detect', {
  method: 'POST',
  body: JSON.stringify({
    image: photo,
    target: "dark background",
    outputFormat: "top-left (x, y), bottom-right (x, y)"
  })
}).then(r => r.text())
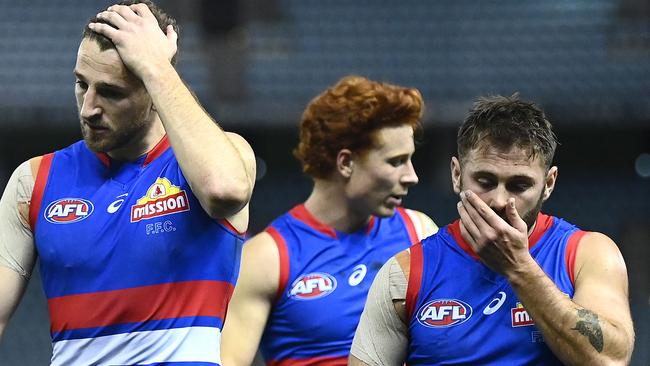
top-left (0, 0), bottom-right (648, 364)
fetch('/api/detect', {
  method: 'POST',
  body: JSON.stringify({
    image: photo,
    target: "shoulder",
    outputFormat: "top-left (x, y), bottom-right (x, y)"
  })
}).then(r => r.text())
top-left (573, 231), bottom-right (627, 287)
top-left (400, 208), bottom-right (438, 241)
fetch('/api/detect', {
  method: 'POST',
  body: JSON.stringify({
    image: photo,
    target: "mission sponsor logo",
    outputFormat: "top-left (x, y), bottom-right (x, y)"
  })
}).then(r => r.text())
top-left (417, 299), bottom-right (473, 328)
top-left (511, 302), bottom-right (535, 327)
top-left (130, 178), bottom-right (190, 223)
top-left (44, 198), bottom-right (94, 224)
top-left (289, 272), bottom-right (337, 300)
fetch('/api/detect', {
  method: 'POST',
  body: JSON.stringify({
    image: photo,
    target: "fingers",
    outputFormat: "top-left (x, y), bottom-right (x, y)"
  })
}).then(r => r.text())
top-left (129, 3), bottom-right (154, 18)
top-left (505, 197), bottom-right (527, 234)
top-left (96, 10), bottom-right (129, 30)
top-left (460, 190), bottom-right (494, 235)
top-left (457, 202), bottom-right (481, 252)
top-left (87, 22), bottom-right (119, 40)
top-left (106, 5), bottom-right (140, 22)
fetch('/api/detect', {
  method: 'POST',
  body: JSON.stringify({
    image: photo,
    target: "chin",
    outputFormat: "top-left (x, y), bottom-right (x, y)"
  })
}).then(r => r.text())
top-left (374, 205), bottom-right (397, 218)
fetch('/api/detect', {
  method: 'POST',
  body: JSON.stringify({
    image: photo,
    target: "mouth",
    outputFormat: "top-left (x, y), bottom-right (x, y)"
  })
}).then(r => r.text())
top-left (387, 194), bottom-right (405, 206)
top-left (83, 122), bottom-right (110, 132)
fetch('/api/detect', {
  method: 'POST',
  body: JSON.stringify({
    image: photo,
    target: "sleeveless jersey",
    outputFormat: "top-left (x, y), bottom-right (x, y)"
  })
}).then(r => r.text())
top-left (405, 213), bottom-right (586, 365)
top-left (29, 137), bottom-right (243, 366)
top-left (260, 204), bottom-right (420, 366)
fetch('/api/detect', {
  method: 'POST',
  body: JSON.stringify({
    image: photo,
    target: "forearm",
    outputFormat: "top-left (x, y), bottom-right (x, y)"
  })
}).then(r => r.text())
top-left (507, 260), bottom-right (632, 365)
top-left (141, 64), bottom-right (253, 217)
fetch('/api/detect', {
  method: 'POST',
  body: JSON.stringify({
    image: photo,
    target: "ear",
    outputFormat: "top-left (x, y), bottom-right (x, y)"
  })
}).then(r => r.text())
top-left (542, 166), bottom-right (558, 201)
top-left (336, 149), bottom-right (354, 178)
top-left (451, 156), bottom-right (462, 194)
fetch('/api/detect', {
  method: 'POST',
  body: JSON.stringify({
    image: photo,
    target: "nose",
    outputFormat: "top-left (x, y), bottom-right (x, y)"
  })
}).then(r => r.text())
top-left (80, 88), bottom-right (101, 121)
top-left (487, 185), bottom-right (510, 213)
top-left (400, 160), bottom-right (419, 187)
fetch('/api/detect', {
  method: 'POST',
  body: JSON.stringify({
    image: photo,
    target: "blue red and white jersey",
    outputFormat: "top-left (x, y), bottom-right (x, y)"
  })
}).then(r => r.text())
top-left (29, 137), bottom-right (243, 366)
top-left (405, 213), bottom-right (586, 365)
top-left (259, 204), bottom-right (421, 366)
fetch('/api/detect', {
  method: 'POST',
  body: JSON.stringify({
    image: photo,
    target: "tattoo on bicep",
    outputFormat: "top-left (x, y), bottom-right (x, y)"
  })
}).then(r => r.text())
top-left (571, 308), bottom-right (604, 352)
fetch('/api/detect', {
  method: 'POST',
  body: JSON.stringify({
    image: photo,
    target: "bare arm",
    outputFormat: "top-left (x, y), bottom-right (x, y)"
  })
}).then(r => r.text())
top-left (90, 4), bottom-right (256, 224)
top-left (0, 160), bottom-right (39, 341)
top-left (350, 253), bottom-right (411, 366)
top-left (458, 190), bottom-right (634, 365)
top-left (221, 232), bottom-right (279, 366)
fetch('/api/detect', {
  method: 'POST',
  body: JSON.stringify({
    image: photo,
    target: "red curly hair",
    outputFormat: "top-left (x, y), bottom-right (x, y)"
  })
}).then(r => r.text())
top-left (294, 75), bottom-right (424, 179)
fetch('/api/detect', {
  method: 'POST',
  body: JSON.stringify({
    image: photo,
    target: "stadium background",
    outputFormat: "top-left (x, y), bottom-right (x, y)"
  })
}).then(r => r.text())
top-left (0, 0), bottom-right (647, 364)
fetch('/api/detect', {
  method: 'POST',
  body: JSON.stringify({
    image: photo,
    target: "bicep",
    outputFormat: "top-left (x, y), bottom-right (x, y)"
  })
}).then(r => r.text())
top-left (221, 232), bottom-right (278, 366)
top-left (226, 132), bottom-right (256, 188)
top-left (571, 232), bottom-right (633, 336)
top-left (0, 266), bottom-right (29, 340)
top-left (350, 257), bottom-right (408, 366)
top-left (0, 160), bottom-right (37, 279)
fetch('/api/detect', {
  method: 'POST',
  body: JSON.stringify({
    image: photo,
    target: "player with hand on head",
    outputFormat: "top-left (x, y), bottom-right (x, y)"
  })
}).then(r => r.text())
top-left (0, 1), bottom-right (255, 365)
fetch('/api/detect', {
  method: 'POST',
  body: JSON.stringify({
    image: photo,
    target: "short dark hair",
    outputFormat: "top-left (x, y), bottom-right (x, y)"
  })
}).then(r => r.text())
top-left (457, 94), bottom-right (558, 168)
top-left (82, 0), bottom-right (179, 66)
top-left (294, 75), bottom-right (424, 179)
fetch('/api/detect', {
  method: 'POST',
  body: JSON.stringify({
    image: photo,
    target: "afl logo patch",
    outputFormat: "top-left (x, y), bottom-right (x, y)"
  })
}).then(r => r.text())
top-left (289, 272), bottom-right (337, 300)
top-left (44, 198), bottom-right (94, 224)
top-left (417, 299), bottom-right (473, 328)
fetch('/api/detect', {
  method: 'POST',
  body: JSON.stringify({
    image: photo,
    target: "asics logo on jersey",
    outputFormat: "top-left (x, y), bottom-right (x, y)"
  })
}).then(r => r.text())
top-left (289, 273), bottom-right (337, 300)
top-left (511, 302), bottom-right (535, 327)
top-left (348, 264), bottom-right (367, 286)
top-left (107, 193), bottom-right (128, 214)
top-left (44, 198), bottom-right (94, 224)
top-left (483, 291), bottom-right (507, 315)
top-left (417, 299), bottom-right (473, 328)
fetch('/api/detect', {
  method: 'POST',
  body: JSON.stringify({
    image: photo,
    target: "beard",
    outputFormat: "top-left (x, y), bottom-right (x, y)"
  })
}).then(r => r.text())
top-left (79, 112), bottom-right (151, 154)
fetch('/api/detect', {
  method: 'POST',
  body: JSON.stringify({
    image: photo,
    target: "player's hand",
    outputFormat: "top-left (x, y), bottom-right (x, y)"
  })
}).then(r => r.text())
top-left (457, 190), bottom-right (533, 277)
top-left (89, 3), bottom-right (177, 79)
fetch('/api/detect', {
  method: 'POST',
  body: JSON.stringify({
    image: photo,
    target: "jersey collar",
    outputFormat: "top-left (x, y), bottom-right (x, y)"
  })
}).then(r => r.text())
top-left (94, 135), bottom-right (170, 168)
top-left (289, 203), bottom-right (376, 239)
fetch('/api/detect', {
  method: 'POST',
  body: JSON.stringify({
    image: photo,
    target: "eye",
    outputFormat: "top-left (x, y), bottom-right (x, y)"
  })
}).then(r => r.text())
top-left (476, 177), bottom-right (494, 188)
top-left (388, 157), bottom-right (408, 167)
top-left (99, 88), bottom-right (125, 100)
top-left (507, 182), bottom-right (532, 193)
top-left (75, 80), bottom-right (88, 90)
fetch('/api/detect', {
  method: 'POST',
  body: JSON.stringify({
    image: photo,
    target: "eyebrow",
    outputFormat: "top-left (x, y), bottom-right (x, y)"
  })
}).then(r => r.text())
top-left (73, 71), bottom-right (127, 91)
top-left (472, 171), bottom-right (536, 181)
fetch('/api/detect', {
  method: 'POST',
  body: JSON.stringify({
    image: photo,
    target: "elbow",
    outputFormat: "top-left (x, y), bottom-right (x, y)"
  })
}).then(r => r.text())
top-left (200, 182), bottom-right (252, 219)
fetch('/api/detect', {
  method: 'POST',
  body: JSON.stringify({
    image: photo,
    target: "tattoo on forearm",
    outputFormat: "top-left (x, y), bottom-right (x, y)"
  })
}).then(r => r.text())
top-left (571, 309), bottom-right (604, 352)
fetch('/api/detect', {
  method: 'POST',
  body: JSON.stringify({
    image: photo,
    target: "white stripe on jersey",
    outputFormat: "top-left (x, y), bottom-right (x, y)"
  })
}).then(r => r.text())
top-left (404, 209), bottom-right (424, 241)
top-left (51, 326), bottom-right (221, 366)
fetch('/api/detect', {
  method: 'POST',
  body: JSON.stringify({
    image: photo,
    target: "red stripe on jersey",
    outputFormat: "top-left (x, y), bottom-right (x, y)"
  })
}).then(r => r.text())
top-left (289, 204), bottom-right (337, 239)
top-left (143, 135), bottom-right (170, 166)
top-left (29, 153), bottom-right (54, 231)
top-left (397, 207), bottom-right (419, 244)
top-left (406, 243), bottom-right (424, 320)
top-left (528, 213), bottom-right (554, 248)
top-left (219, 218), bottom-right (246, 236)
top-left (48, 280), bottom-right (233, 333)
top-left (565, 230), bottom-right (587, 286)
top-left (267, 227), bottom-right (290, 303)
top-left (267, 355), bottom-right (347, 366)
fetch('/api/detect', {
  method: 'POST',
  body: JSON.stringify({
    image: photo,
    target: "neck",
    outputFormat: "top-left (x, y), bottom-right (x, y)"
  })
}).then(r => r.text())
top-left (303, 179), bottom-right (372, 233)
top-left (107, 117), bottom-right (165, 161)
